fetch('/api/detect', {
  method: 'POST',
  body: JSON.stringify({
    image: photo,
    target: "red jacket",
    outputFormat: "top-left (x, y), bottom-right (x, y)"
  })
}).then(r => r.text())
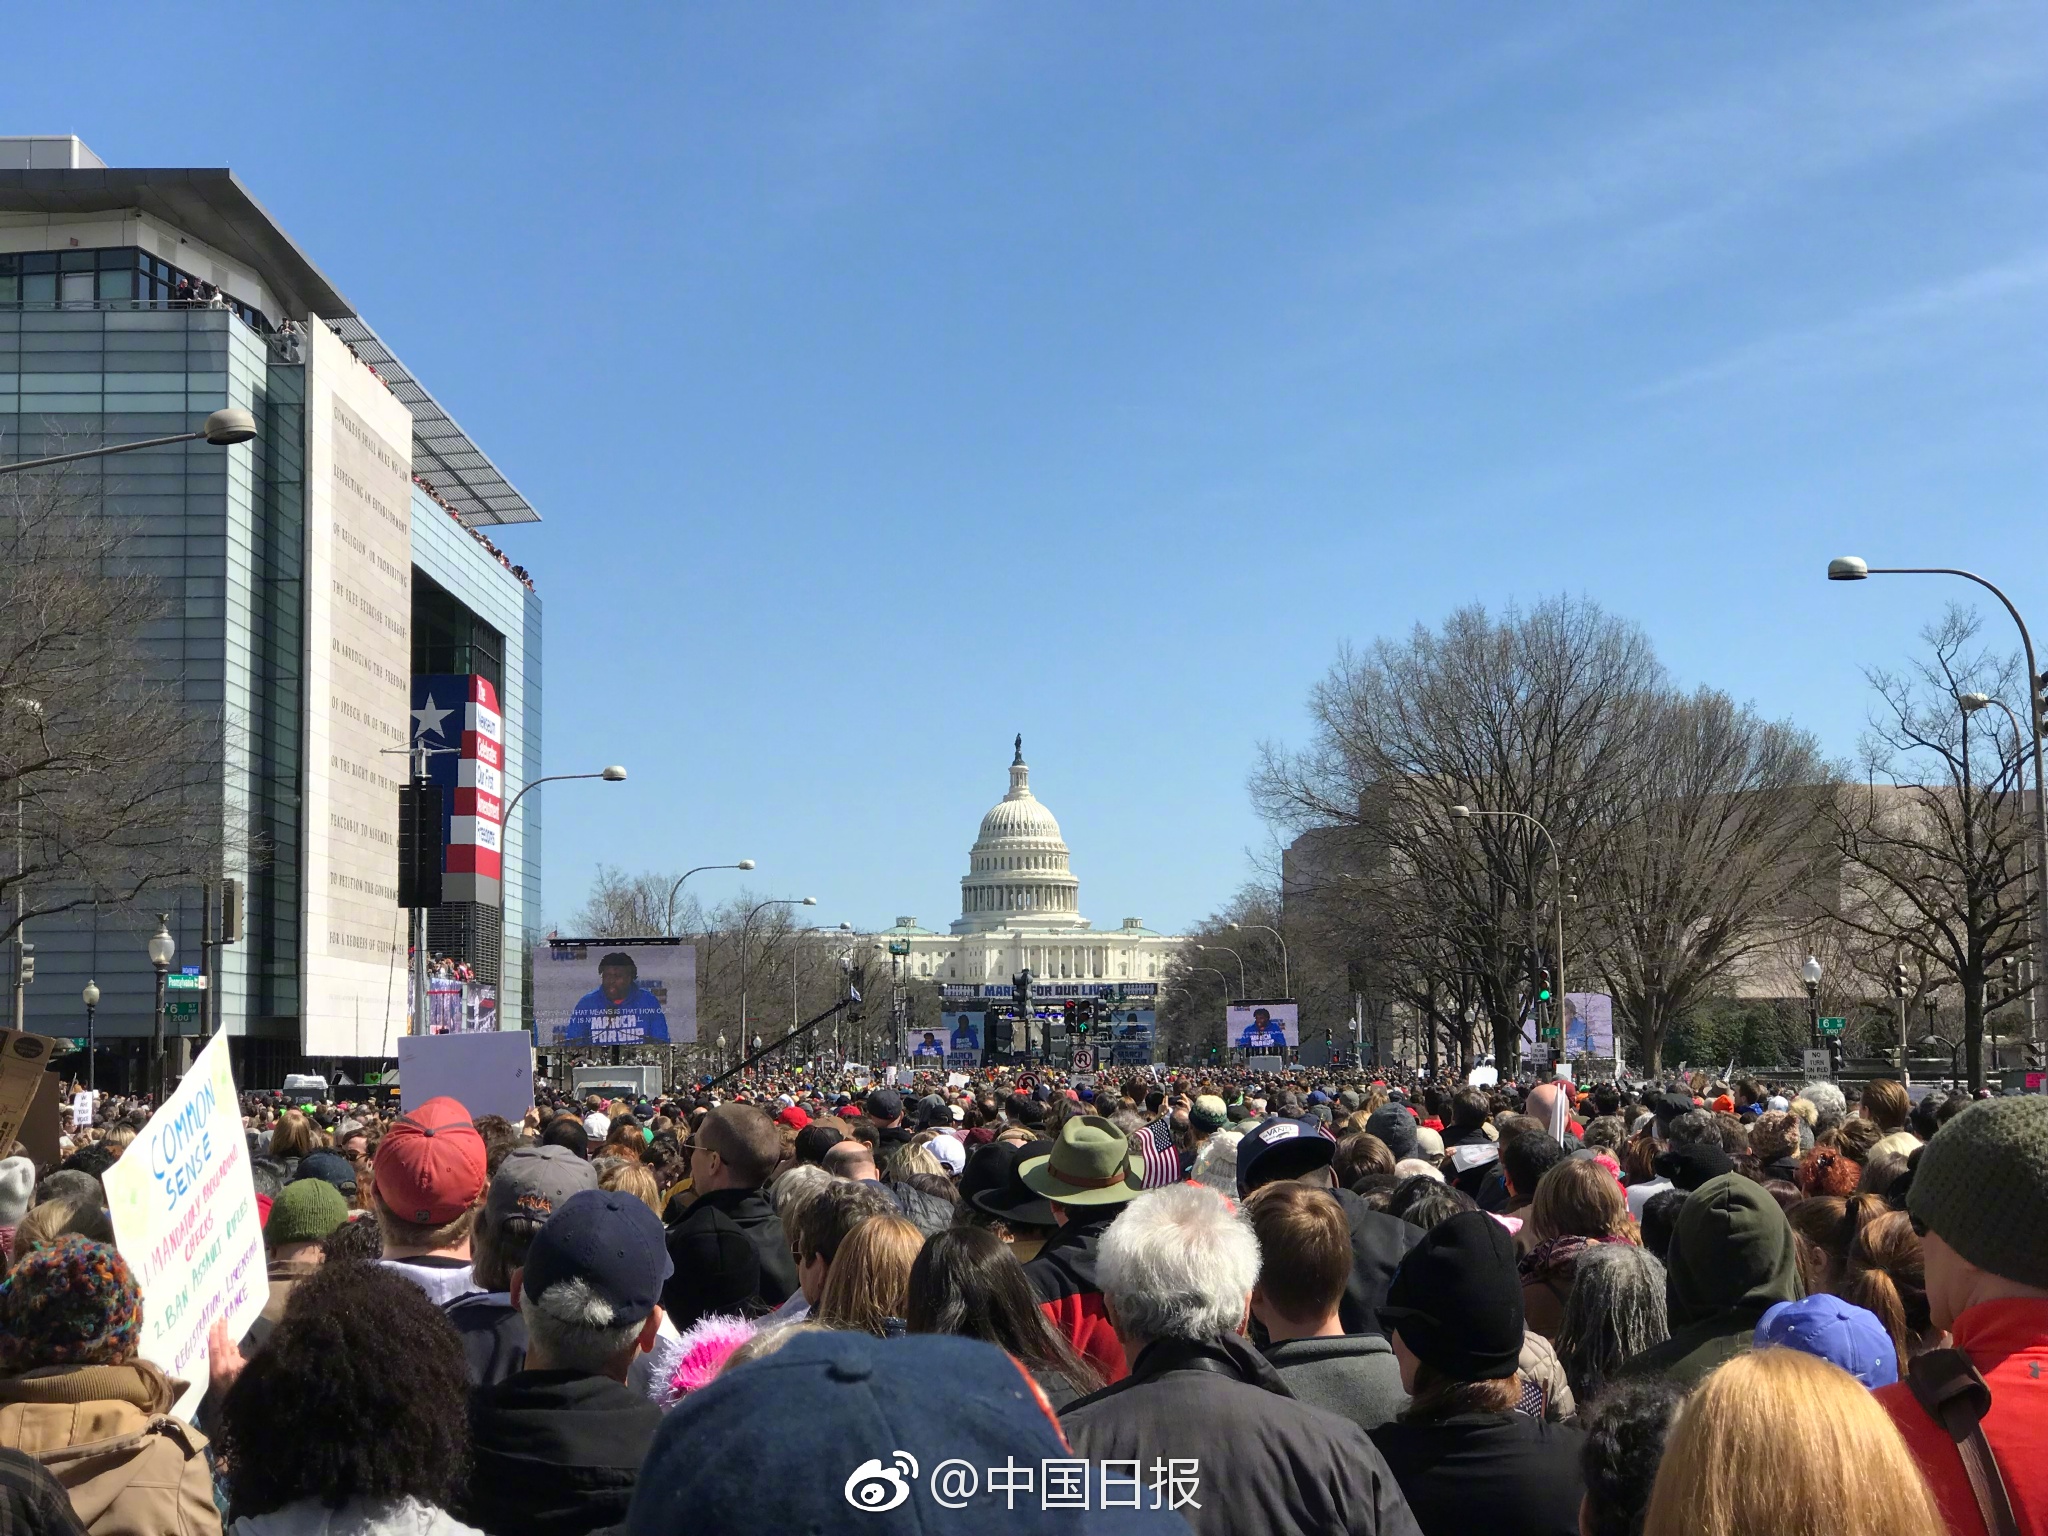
top-left (1023, 1209), bottom-right (1128, 1384)
top-left (1877, 1299), bottom-right (2048, 1536)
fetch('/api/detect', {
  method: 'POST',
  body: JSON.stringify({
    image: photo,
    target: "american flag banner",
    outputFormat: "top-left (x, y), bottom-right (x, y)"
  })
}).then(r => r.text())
top-left (1138, 1115), bottom-right (1182, 1188)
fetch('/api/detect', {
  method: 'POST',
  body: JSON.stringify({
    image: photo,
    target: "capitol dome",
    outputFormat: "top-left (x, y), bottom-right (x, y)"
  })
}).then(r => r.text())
top-left (955, 737), bottom-right (1086, 934)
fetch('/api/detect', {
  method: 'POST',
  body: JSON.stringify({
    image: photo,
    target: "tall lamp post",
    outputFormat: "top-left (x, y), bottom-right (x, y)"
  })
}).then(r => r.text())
top-left (739, 897), bottom-right (816, 1045)
top-left (1228, 923), bottom-right (1291, 996)
top-left (146, 915), bottom-right (175, 1102)
top-left (0, 407), bottom-right (255, 477)
top-left (665, 860), bottom-right (755, 937)
top-left (1450, 804), bottom-right (1567, 1023)
top-left (81, 981), bottom-right (98, 1093)
top-left (1194, 944), bottom-right (1247, 997)
top-left (1802, 953), bottom-right (1824, 1062)
top-left (1831, 556), bottom-right (2048, 1086)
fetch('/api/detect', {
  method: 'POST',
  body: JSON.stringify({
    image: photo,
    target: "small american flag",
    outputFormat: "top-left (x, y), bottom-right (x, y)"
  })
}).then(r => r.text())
top-left (1138, 1116), bottom-right (1182, 1188)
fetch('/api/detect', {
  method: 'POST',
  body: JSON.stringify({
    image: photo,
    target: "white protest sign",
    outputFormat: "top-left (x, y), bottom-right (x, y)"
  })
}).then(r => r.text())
top-left (71, 1090), bottom-right (95, 1131)
top-left (946, 1072), bottom-right (968, 1089)
top-left (104, 1031), bottom-right (264, 1419)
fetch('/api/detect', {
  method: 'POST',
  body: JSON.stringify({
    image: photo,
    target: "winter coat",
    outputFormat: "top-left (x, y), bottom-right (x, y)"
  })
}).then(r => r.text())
top-left (1877, 1298), bottom-right (2048, 1536)
top-left (1023, 1210), bottom-right (1127, 1384)
top-left (660, 1186), bottom-right (798, 1329)
top-left (1370, 1411), bottom-right (1587, 1536)
top-left (461, 1370), bottom-right (663, 1536)
top-left (1263, 1333), bottom-right (1408, 1435)
top-left (1060, 1335), bottom-right (1422, 1536)
top-left (441, 1295), bottom-right (685, 1406)
top-left (0, 1360), bottom-right (219, 1536)
top-left (229, 1497), bottom-right (481, 1536)
top-left (1614, 1173), bottom-right (1800, 1388)
top-left (1333, 1189), bottom-right (1423, 1339)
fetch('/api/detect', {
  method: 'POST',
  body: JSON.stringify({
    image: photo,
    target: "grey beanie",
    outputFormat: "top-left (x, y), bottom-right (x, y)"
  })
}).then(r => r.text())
top-left (1907, 1096), bottom-right (2048, 1288)
top-left (0, 1157), bottom-right (32, 1227)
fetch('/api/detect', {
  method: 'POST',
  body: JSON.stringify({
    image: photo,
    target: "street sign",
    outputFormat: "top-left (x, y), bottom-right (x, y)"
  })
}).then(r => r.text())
top-left (163, 997), bottom-right (200, 1021)
top-left (1525, 1042), bottom-right (1552, 1067)
top-left (1071, 1047), bottom-right (1096, 1071)
top-left (1818, 1016), bottom-right (1846, 1037)
top-left (165, 974), bottom-right (208, 991)
top-left (1802, 1048), bottom-right (1833, 1079)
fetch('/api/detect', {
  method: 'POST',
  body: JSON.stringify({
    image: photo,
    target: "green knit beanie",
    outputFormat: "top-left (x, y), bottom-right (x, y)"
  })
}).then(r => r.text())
top-left (1907, 1096), bottom-right (2048, 1287)
top-left (267, 1178), bottom-right (350, 1248)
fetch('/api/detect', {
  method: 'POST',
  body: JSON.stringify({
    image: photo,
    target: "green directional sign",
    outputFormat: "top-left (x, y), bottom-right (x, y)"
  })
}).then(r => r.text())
top-left (1818, 1016), bottom-right (1846, 1036)
top-left (163, 997), bottom-right (200, 1020)
top-left (165, 973), bottom-right (207, 991)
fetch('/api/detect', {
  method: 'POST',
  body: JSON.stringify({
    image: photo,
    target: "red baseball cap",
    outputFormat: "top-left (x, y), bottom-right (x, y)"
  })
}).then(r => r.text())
top-left (774, 1105), bottom-right (810, 1130)
top-left (373, 1096), bottom-right (486, 1225)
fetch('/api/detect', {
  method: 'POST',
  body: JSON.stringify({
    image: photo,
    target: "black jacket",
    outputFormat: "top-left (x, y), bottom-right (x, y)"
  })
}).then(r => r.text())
top-left (463, 1369), bottom-right (664, 1536)
top-left (1059, 1334), bottom-right (1422, 1536)
top-left (661, 1185), bottom-right (799, 1328)
top-left (1370, 1412), bottom-right (1586, 1536)
top-left (1334, 1188), bottom-right (1423, 1338)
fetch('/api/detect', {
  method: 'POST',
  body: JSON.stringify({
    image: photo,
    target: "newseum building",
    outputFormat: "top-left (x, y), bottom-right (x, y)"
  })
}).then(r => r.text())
top-left (1, 136), bottom-right (542, 1085)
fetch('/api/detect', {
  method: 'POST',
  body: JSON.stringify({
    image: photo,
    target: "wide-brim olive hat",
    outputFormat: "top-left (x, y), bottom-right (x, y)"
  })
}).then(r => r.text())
top-left (1019, 1114), bottom-right (1144, 1206)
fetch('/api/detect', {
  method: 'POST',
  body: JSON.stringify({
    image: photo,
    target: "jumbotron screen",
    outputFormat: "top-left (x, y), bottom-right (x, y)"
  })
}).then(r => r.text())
top-left (1226, 1000), bottom-right (1299, 1048)
top-left (530, 941), bottom-right (697, 1045)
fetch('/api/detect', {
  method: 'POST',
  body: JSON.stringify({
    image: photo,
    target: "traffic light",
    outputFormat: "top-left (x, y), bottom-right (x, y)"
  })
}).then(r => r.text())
top-left (1072, 1001), bottom-right (1090, 1038)
top-left (988, 1010), bottom-right (1014, 1053)
top-left (221, 877), bottom-right (243, 945)
top-left (2027, 1039), bottom-right (2046, 1072)
top-left (1013, 970), bottom-right (1032, 1012)
top-left (2034, 672), bottom-right (2048, 739)
top-left (1892, 960), bottom-right (1908, 999)
top-left (1828, 1037), bottom-right (1844, 1077)
top-left (13, 944), bottom-right (31, 987)
top-left (1536, 968), bottom-right (1552, 1003)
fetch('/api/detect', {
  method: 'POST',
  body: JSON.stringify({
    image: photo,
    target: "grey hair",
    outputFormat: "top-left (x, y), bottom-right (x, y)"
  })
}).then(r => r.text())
top-left (1188, 1131), bottom-right (1243, 1194)
top-left (1392, 1158), bottom-right (1445, 1183)
top-left (1798, 1082), bottom-right (1846, 1133)
top-left (1096, 1183), bottom-right (1260, 1347)
top-left (520, 1276), bottom-right (645, 1374)
top-left (1665, 1110), bottom-right (1719, 1148)
top-left (1553, 1243), bottom-right (1669, 1404)
top-left (769, 1162), bottom-right (834, 1213)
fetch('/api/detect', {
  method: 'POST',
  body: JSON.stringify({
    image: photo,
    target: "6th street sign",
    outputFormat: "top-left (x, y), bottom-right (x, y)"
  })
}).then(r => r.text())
top-left (1818, 1016), bottom-right (1846, 1036)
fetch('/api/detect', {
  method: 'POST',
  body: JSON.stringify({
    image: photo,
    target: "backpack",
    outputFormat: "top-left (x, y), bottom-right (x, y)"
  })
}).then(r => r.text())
top-left (1906, 1347), bottom-right (2018, 1536)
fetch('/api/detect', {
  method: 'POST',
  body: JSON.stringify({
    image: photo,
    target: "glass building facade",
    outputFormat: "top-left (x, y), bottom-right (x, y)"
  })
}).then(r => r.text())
top-left (1, 216), bottom-right (542, 1081)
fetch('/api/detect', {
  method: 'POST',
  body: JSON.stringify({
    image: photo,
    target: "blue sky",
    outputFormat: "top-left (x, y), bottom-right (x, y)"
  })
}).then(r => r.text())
top-left (11, 2), bottom-right (2047, 935)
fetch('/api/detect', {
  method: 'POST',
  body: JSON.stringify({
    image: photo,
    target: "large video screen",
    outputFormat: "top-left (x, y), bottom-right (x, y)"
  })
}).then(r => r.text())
top-left (531, 941), bottom-right (697, 1045)
top-left (1520, 992), bottom-right (1614, 1057)
top-left (1106, 1009), bottom-right (1156, 1066)
top-left (909, 1018), bottom-right (983, 1070)
top-left (1226, 1000), bottom-right (1299, 1049)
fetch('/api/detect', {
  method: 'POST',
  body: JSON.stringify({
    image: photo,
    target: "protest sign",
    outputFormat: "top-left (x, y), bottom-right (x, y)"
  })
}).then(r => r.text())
top-left (104, 1030), bottom-right (263, 1419)
top-left (946, 1072), bottom-right (968, 1089)
top-left (0, 1028), bottom-right (57, 1157)
top-left (397, 1030), bottom-right (534, 1124)
top-left (18, 1075), bottom-right (61, 1170)
top-left (71, 1089), bottom-right (95, 1131)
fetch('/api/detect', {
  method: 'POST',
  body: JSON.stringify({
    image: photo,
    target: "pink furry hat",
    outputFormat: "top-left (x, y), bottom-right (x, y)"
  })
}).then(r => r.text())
top-left (667, 1313), bottom-right (755, 1400)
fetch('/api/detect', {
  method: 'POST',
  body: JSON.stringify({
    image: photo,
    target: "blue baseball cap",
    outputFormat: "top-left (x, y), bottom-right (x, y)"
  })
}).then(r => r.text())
top-left (521, 1188), bottom-right (672, 1327)
top-left (1756, 1294), bottom-right (1898, 1388)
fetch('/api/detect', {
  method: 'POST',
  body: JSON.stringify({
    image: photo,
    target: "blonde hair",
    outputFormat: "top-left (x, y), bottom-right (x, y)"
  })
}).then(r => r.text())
top-left (815, 1213), bottom-right (923, 1337)
top-left (1643, 1348), bottom-right (1941, 1536)
top-left (597, 1158), bottom-right (661, 1214)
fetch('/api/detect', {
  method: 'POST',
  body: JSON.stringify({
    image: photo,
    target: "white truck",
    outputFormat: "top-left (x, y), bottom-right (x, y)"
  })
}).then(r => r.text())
top-left (570, 1063), bottom-right (664, 1101)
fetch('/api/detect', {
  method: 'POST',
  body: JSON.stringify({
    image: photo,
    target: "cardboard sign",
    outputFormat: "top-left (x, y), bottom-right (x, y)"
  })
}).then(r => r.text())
top-left (18, 1075), bottom-right (62, 1171)
top-left (0, 1029), bottom-right (56, 1157)
top-left (71, 1090), bottom-right (95, 1131)
top-left (945, 1072), bottom-right (968, 1089)
top-left (397, 1030), bottom-right (535, 1124)
top-left (104, 1031), bottom-right (264, 1419)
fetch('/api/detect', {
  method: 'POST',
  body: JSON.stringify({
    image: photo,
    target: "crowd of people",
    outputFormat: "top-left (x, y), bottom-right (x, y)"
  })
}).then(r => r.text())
top-left (412, 474), bottom-right (537, 591)
top-left (0, 1060), bottom-right (2037, 1535)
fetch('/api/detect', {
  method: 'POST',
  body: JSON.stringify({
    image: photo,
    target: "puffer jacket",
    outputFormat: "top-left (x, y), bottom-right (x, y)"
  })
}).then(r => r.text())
top-left (0, 1359), bottom-right (219, 1536)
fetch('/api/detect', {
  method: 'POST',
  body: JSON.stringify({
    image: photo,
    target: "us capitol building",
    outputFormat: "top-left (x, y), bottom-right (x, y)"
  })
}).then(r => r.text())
top-left (871, 738), bottom-right (1183, 996)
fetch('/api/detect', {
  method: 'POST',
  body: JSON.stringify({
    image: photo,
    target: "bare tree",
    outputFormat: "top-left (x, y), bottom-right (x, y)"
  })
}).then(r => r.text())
top-left (1255, 597), bottom-right (1659, 1068)
top-left (1580, 689), bottom-right (1838, 1073)
top-left (0, 471), bottom-right (233, 945)
top-left (1832, 608), bottom-right (2032, 1089)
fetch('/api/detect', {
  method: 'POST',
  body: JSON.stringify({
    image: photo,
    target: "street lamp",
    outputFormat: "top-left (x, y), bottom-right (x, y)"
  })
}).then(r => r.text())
top-left (501, 767), bottom-right (628, 832)
top-left (739, 897), bottom-right (817, 1043)
top-left (0, 407), bottom-right (256, 476)
top-left (81, 980), bottom-right (99, 1093)
top-left (1449, 804), bottom-right (1568, 1021)
top-left (715, 1032), bottom-right (727, 1074)
top-left (666, 859), bottom-right (756, 937)
top-left (1194, 944), bottom-right (1247, 997)
top-left (1228, 923), bottom-right (1291, 996)
top-left (146, 915), bottom-right (175, 1101)
top-left (1801, 953), bottom-right (1823, 1055)
top-left (796, 922), bottom-right (854, 1026)
top-left (1831, 555), bottom-right (2048, 1086)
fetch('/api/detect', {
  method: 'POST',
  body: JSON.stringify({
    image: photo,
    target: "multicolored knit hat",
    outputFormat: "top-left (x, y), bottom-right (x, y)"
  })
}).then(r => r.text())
top-left (0, 1235), bottom-right (142, 1370)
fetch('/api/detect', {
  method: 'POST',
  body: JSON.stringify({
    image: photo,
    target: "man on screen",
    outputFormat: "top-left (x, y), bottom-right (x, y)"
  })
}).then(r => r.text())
top-left (948, 1014), bottom-right (981, 1051)
top-left (1236, 1006), bottom-right (1286, 1049)
top-left (912, 1031), bottom-right (944, 1059)
top-left (565, 952), bottom-right (669, 1045)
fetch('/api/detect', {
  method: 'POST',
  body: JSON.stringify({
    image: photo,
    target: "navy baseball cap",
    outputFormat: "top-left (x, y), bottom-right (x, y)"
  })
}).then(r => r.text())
top-left (1235, 1116), bottom-right (1337, 1196)
top-left (1755, 1294), bottom-right (1898, 1388)
top-left (521, 1188), bottom-right (672, 1327)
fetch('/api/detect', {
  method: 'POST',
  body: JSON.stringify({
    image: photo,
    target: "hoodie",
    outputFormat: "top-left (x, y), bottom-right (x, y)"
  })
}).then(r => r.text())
top-left (461, 1370), bottom-right (663, 1536)
top-left (1616, 1173), bottom-right (1800, 1387)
